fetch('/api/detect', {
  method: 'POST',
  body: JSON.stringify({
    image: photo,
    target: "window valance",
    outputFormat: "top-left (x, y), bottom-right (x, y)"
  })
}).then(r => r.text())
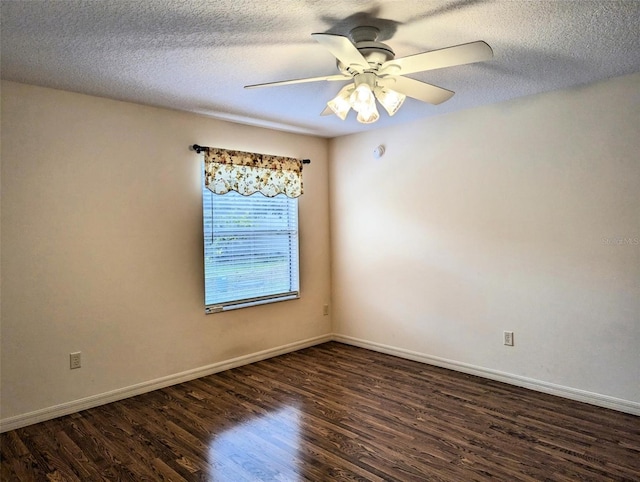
top-left (203, 147), bottom-right (304, 198)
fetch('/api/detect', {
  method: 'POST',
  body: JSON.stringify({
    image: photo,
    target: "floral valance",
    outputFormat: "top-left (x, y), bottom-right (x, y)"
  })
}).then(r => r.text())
top-left (204, 147), bottom-right (303, 198)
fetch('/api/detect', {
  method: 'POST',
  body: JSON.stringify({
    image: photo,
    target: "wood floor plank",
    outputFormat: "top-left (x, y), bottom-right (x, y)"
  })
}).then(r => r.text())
top-left (2, 342), bottom-right (639, 481)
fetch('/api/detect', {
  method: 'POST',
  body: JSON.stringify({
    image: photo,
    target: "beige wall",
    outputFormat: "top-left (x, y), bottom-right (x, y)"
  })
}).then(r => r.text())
top-left (330, 73), bottom-right (640, 404)
top-left (1, 81), bottom-right (332, 421)
top-left (2, 73), bottom-right (638, 426)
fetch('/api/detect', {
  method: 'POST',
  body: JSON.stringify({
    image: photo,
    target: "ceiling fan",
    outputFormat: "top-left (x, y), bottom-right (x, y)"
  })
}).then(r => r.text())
top-left (245, 26), bottom-right (493, 124)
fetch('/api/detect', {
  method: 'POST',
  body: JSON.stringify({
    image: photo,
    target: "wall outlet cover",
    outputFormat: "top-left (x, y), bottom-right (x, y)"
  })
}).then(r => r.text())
top-left (503, 331), bottom-right (514, 346)
top-left (70, 352), bottom-right (82, 369)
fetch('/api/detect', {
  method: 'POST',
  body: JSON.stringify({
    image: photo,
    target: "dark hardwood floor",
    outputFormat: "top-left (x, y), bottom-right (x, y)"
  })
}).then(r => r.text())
top-left (1, 342), bottom-right (639, 481)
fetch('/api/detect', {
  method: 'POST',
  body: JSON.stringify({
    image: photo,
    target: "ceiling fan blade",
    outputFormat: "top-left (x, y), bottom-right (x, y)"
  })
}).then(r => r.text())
top-left (383, 76), bottom-right (454, 105)
top-left (311, 33), bottom-right (369, 71)
top-left (380, 41), bottom-right (493, 76)
top-left (320, 106), bottom-right (334, 116)
top-left (245, 74), bottom-right (348, 89)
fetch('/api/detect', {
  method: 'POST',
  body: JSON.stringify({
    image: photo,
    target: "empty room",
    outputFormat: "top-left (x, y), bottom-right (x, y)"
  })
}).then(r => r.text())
top-left (1, 1), bottom-right (639, 480)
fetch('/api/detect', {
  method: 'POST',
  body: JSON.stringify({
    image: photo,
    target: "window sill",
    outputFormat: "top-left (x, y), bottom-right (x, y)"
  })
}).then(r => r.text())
top-left (205, 293), bottom-right (299, 314)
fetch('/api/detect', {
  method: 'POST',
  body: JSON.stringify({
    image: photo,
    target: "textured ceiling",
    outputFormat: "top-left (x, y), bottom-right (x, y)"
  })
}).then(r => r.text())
top-left (2, 0), bottom-right (639, 138)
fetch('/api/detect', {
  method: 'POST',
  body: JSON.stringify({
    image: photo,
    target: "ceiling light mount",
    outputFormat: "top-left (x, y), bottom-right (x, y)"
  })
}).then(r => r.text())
top-left (348, 26), bottom-right (380, 43)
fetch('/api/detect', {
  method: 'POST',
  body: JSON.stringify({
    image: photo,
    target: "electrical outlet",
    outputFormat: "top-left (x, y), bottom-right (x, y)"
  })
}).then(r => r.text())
top-left (323, 304), bottom-right (329, 316)
top-left (503, 331), bottom-right (514, 346)
top-left (70, 352), bottom-right (82, 369)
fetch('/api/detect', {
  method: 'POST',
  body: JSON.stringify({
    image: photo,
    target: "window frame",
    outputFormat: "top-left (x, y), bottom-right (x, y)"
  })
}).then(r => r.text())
top-left (202, 185), bottom-right (300, 314)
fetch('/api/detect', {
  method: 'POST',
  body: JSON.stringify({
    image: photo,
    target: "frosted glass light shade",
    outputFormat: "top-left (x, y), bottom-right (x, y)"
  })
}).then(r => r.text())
top-left (356, 104), bottom-right (380, 124)
top-left (327, 95), bottom-right (351, 120)
top-left (375, 87), bottom-right (406, 116)
top-left (327, 85), bottom-right (354, 120)
top-left (349, 83), bottom-right (376, 114)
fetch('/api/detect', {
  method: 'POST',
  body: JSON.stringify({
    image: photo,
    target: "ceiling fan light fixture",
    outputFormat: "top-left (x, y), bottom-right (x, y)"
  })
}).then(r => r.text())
top-left (327, 85), bottom-right (354, 120)
top-left (374, 86), bottom-right (406, 116)
top-left (349, 83), bottom-right (375, 114)
top-left (349, 72), bottom-right (378, 115)
top-left (356, 105), bottom-right (380, 124)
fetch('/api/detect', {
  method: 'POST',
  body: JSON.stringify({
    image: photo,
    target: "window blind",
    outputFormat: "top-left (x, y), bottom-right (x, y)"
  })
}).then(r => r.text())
top-left (203, 189), bottom-right (299, 312)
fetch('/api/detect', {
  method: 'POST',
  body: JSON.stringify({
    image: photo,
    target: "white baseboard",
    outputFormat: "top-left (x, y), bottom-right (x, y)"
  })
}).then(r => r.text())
top-left (0, 334), bottom-right (332, 433)
top-left (3, 332), bottom-right (637, 432)
top-left (332, 334), bottom-right (640, 416)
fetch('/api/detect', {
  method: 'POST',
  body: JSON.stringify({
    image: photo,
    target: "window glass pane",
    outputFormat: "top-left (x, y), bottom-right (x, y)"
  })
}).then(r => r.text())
top-left (203, 187), bottom-right (299, 310)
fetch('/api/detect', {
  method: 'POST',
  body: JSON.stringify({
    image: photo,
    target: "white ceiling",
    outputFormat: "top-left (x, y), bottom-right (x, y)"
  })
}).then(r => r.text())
top-left (2, 0), bottom-right (639, 138)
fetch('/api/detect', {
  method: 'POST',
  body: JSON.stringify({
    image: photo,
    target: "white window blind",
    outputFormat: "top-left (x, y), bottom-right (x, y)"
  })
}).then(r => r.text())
top-left (203, 189), bottom-right (300, 313)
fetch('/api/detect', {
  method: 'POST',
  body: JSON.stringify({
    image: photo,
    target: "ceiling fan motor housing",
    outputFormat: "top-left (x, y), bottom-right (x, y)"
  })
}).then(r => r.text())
top-left (336, 25), bottom-right (395, 75)
top-left (357, 41), bottom-right (395, 67)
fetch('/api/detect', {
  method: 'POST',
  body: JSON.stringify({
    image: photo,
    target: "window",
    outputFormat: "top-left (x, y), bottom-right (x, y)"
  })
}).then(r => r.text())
top-left (203, 188), bottom-right (299, 313)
